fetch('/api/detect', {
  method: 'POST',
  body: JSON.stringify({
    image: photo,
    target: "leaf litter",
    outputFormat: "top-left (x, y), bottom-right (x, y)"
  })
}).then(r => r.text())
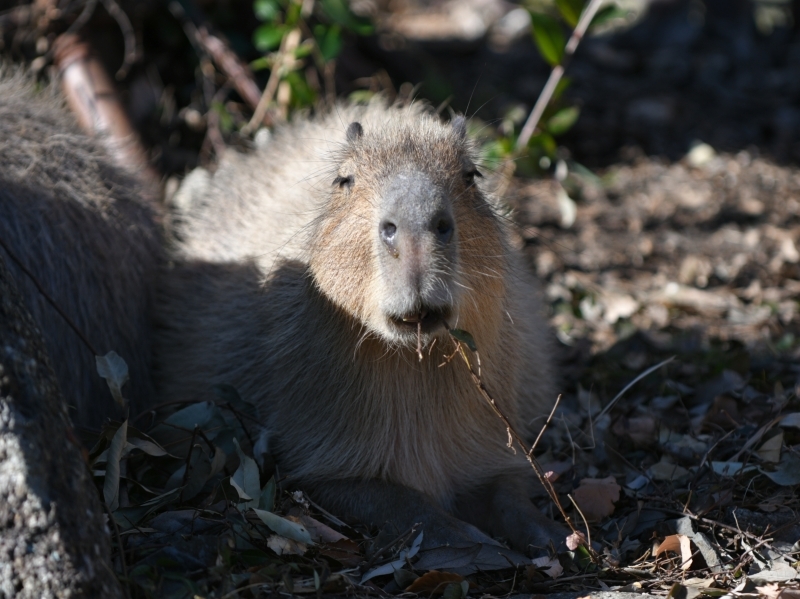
top-left (85, 151), bottom-right (800, 598)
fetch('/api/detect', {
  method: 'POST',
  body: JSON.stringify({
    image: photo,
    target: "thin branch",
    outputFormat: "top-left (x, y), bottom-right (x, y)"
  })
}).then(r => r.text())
top-left (100, 0), bottom-right (137, 79)
top-left (168, 1), bottom-right (262, 111)
top-left (596, 356), bottom-right (676, 420)
top-left (244, 28), bottom-right (301, 134)
top-left (516, 0), bottom-right (605, 150)
top-left (445, 326), bottom-right (598, 559)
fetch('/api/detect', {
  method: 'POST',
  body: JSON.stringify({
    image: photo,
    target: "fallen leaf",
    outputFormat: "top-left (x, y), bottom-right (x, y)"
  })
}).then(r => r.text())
top-left (406, 571), bottom-right (464, 594)
top-left (573, 476), bottom-right (621, 521)
top-left (779, 413), bottom-right (800, 429)
top-left (231, 439), bottom-right (260, 509)
top-left (655, 534), bottom-right (693, 570)
top-left (319, 538), bottom-right (362, 567)
top-left (613, 415), bottom-right (658, 447)
top-left (530, 555), bottom-right (563, 578)
top-left (649, 459), bottom-right (690, 482)
top-left (267, 534), bottom-right (307, 556)
top-left (297, 514), bottom-right (347, 543)
top-left (757, 431), bottom-right (783, 464)
top-left (252, 509), bottom-right (314, 544)
top-left (761, 453), bottom-right (800, 487)
top-left (96, 351), bottom-right (129, 407)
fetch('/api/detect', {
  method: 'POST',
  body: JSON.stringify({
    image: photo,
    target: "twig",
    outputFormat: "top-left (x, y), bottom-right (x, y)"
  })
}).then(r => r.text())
top-left (444, 326), bottom-right (597, 559)
top-left (529, 394), bottom-right (562, 456)
top-left (180, 425), bottom-right (201, 492)
top-left (99, 0), bottom-right (137, 79)
top-left (168, 1), bottom-right (262, 111)
top-left (244, 28), bottom-right (301, 134)
top-left (102, 499), bottom-right (131, 599)
top-left (567, 493), bottom-right (592, 550)
top-left (516, 0), bottom-right (605, 150)
top-left (596, 356), bottom-right (676, 420)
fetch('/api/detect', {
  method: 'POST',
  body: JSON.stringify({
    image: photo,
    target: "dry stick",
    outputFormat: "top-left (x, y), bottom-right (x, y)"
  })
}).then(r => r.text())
top-left (168, 1), bottom-right (262, 111)
top-left (567, 493), bottom-right (592, 550)
top-left (596, 355), bottom-right (676, 421)
top-left (446, 330), bottom-right (594, 556)
top-left (102, 499), bottom-right (132, 599)
top-left (100, 0), bottom-right (137, 79)
top-left (516, 0), bottom-right (605, 151)
top-left (244, 28), bottom-right (301, 134)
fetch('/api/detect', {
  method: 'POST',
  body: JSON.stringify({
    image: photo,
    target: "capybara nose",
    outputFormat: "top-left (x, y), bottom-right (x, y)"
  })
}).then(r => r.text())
top-left (380, 212), bottom-right (454, 255)
top-left (379, 170), bottom-right (455, 256)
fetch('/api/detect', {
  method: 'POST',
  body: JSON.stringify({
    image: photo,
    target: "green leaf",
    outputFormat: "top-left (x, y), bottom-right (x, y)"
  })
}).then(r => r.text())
top-left (546, 106), bottom-right (580, 135)
top-left (113, 488), bottom-right (182, 531)
top-left (320, 0), bottom-right (374, 35)
top-left (285, 71), bottom-right (316, 108)
top-left (96, 351), bottom-right (129, 408)
top-left (590, 5), bottom-right (629, 29)
top-left (254, 0), bottom-right (281, 22)
top-left (252, 508), bottom-right (314, 544)
top-left (316, 24), bottom-right (343, 61)
top-left (554, 0), bottom-right (584, 28)
top-left (449, 328), bottom-right (477, 352)
top-left (253, 23), bottom-right (287, 52)
top-left (529, 13), bottom-right (565, 66)
top-left (259, 477), bottom-right (277, 511)
top-left (104, 420), bottom-right (128, 510)
top-left (232, 438), bottom-right (260, 509)
top-left (528, 131), bottom-right (558, 157)
top-left (552, 76), bottom-right (571, 103)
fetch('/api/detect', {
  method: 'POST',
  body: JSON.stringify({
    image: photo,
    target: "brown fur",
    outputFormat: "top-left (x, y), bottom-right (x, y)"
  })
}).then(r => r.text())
top-left (157, 101), bottom-right (561, 550)
top-left (0, 69), bottom-right (162, 430)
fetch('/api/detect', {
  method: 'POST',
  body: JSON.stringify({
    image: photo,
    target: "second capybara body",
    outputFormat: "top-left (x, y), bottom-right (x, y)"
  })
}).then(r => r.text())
top-left (0, 69), bottom-right (162, 430)
top-left (156, 101), bottom-right (566, 556)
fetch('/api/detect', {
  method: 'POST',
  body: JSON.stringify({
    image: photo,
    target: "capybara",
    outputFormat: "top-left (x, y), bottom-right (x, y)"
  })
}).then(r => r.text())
top-left (0, 69), bottom-right (162, 430)
top-left (156, 102), bottom-right (566, 557)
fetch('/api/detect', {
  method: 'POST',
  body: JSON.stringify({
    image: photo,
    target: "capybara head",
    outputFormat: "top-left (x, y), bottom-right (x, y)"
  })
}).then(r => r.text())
top-left (309, 109), bottom-right (508, 349)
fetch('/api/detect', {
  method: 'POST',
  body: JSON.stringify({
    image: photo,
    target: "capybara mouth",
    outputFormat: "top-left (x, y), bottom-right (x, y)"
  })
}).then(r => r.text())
top-left (389, 307), bottom-right (450, 334)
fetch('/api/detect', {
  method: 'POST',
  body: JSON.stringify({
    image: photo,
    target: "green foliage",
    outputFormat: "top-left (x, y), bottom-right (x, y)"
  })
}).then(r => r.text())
top-left (250, 0), bottom-right (374, 121)
top-left (481, 1), bottom-right (620, 176)
top-left (529, 12), bottom-right (565, 66)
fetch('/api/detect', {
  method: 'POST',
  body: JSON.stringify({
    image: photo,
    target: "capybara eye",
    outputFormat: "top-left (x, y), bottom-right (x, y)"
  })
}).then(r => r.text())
top-left (333, 175), bottom-right (354, 188)
top-left (463, 169), bottom-right (482, 185)
top-left (436, 217), bottom-right (454, 244)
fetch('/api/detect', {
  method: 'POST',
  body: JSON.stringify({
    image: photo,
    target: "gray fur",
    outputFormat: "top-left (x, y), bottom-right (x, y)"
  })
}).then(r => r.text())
top-left (0, 68), bottom-right (162, 430)
top-left (157, 102), bottom-right (563, 551)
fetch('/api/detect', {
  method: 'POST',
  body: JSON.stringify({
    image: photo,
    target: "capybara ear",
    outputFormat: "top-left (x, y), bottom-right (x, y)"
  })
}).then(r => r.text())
top-left (452, 115), bottom-right (467, 139)
top-left (346, 121), bottom-right (363, 142)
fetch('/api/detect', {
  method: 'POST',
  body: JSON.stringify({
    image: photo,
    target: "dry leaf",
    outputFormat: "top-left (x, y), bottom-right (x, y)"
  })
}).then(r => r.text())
top-left (573, 476), bottom-right (621, 521)
top-left (650, 458), bottom-right (690, 482)
top-left (406, 571), bottom-right (464, 594)
top-left (267, 534), bottom-right (307, 556)
top-left (757, 431), bottom-right (783, 464)
top-left (319, 538), bottom-right (362, 567)
top-left (297, 514), bottom-right (347, 543)
top-left (655, 534), bottom-right (693, 570)
top-left (613, 415), bottom-right (658, 446)
top-left (531, 555), bottom-right (563, 578)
